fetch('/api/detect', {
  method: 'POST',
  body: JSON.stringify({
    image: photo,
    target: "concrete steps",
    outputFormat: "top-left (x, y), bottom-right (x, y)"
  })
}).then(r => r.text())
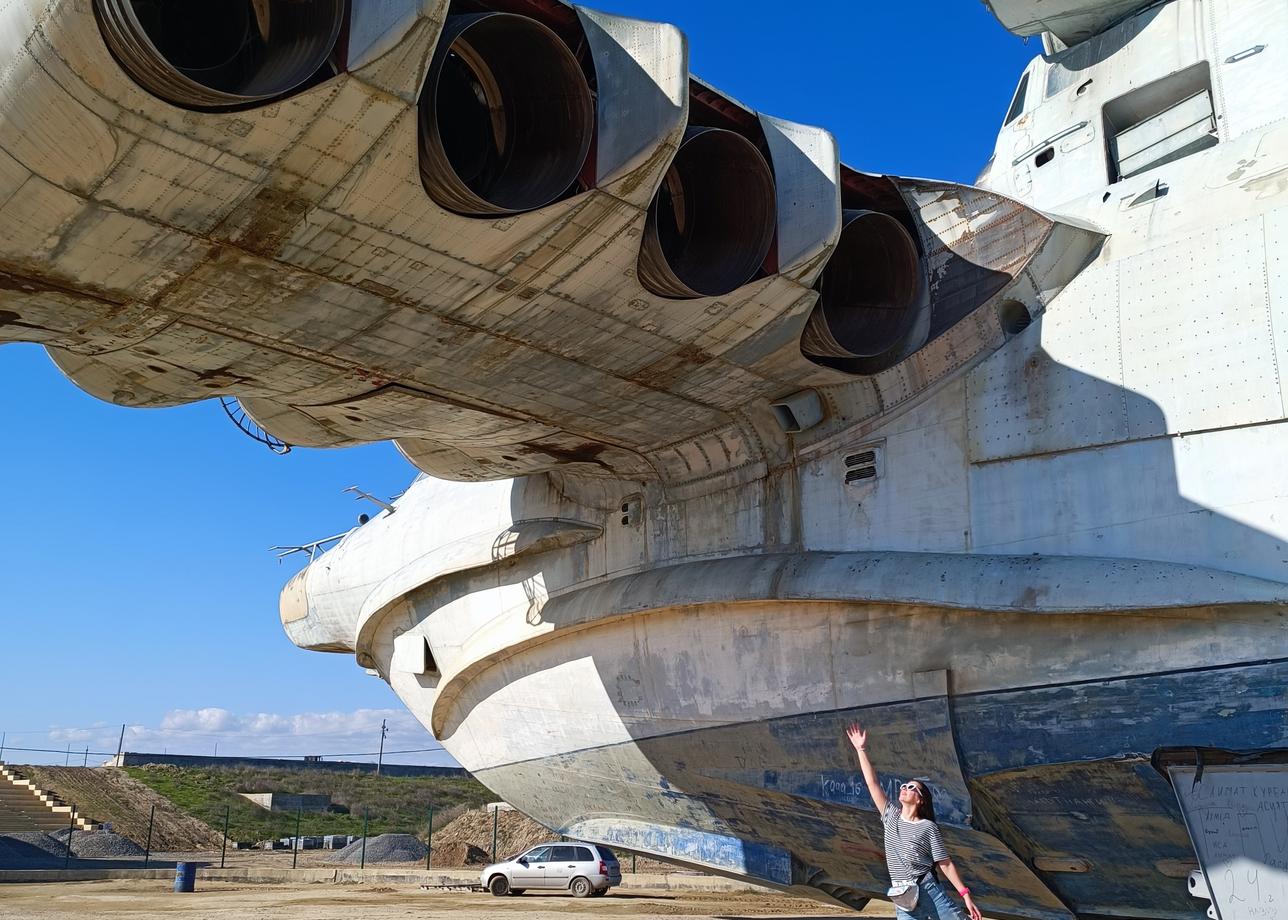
top-left (0, 764), bottom-right (98, 833)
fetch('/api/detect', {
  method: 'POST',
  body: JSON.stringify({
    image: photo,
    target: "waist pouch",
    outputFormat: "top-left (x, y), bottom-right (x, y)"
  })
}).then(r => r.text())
top-left (888, 873), bottom-right (929, 910)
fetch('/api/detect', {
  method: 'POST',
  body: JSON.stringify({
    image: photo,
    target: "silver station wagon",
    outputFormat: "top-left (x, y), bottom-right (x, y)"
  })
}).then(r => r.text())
top-left (481, 841), bottom-right (622, 897)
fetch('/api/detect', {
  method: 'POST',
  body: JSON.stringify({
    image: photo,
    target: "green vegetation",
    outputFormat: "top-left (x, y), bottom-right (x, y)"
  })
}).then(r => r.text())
top-left (124, 765), bottom-right (492, 843)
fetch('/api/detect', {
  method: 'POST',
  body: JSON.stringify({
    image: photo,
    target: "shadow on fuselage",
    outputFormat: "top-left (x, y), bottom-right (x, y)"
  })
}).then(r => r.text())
top-left (484, 299), bottom-right (1288, 916)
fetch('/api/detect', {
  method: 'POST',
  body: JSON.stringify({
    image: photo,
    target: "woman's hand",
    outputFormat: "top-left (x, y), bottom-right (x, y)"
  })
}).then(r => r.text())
top-left (847, 722), bottom-right (886, 811)
top-left (962, 892), bottom-right (982, 920)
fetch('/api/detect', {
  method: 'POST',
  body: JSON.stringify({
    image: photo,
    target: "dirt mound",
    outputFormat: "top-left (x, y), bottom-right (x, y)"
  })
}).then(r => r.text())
top-left (431, 841), bottom-right (490, 866)
top-left (331, 833), bottom-right (427, 864)
top-left (18, 766), bottom-right (221, 850)
top-left (430, 807), bottom-right (554, 864)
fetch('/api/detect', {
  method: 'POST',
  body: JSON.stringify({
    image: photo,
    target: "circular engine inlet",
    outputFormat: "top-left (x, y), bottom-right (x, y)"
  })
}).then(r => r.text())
top-left (802, 210), bottom-right (923, 364)
top-left (95, 0), bottom-right (344, 108)
top-left (638, 127), bottom-right (777, 300)
top-left (420, 13), bottom-right (594, 217)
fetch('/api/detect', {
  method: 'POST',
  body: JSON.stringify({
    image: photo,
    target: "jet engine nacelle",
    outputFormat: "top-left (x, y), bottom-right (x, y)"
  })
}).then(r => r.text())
top-left (802, 209), bottom-right (928, 374)
top-left (0, 0), bottom-right (1100, 485)
top-left (95, 0), bottom-right (345, 108)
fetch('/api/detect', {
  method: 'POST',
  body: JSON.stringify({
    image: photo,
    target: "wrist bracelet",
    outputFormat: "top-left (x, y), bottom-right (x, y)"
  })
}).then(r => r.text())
top-left (958, 888), bottom-right (970, 897)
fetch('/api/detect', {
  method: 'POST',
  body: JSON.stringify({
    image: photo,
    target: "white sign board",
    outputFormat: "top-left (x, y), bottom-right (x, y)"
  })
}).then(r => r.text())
top-left (1170, 764), bottom-right (1288, 920)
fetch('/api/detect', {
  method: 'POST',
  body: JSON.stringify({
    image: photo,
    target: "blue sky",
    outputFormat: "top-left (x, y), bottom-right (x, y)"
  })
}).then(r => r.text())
top-left (0, 2), bottom-right (1035, 767)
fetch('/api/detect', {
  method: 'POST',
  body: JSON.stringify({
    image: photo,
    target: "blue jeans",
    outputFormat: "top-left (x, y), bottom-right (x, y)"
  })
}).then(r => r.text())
top-left (895, 875), bottom-right (965, 920)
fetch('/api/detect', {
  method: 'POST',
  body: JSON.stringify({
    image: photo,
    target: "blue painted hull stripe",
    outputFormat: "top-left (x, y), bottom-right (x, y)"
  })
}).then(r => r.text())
top-left (465, 655), bottom-right (1288, 772)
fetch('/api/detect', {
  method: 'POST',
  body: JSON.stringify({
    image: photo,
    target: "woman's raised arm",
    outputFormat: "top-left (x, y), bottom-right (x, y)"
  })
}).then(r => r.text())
top-left (845, 723), bottom-right (888, 812)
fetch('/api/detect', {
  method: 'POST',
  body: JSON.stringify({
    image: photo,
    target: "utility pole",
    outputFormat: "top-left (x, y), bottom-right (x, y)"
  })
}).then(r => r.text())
top-left (376, 720), bottom-right (387, 776)
top-left (114, 724), bottom-right (125, 765)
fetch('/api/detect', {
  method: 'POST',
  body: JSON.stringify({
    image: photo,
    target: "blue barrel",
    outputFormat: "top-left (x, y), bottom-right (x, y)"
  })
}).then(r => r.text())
top-left (174, 862), bottom-right (196, 893)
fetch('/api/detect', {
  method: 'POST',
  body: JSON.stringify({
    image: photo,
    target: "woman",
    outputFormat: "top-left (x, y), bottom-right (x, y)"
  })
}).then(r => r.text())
top-left (846, 723), bottom-right (983, 920)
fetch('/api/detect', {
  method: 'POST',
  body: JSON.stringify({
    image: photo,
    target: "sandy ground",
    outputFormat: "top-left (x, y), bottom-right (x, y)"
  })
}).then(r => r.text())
top-left (0, 880), bottom-right (896, 919)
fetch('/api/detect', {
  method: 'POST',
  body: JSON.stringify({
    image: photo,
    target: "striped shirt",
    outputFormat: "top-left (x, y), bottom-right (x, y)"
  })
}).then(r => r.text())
top-left (883, 802), bottom-right (949, 883)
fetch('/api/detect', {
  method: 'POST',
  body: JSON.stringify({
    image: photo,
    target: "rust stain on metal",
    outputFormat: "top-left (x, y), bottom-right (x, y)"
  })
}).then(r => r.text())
top-left (0, 264), bottom-right (130, 307)
top-left (630, 344), bottom-right (716, 389)
top-left (520, 440), bottom-right (609, 468)
top-left (216, 186), bottom-right (312, 255)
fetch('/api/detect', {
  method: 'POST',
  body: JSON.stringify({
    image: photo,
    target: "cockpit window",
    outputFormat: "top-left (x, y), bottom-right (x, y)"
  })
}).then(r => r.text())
top-left (1004, 72), bottom-right (1030, 125)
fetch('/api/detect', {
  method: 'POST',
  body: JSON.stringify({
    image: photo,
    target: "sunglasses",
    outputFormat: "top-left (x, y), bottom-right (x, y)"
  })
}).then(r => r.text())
top-left (899, 783), bottom-right (924, 796)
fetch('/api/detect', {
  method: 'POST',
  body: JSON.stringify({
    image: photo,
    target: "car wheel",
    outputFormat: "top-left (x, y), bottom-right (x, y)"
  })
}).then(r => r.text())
top-left (489, 875), bottom-right (510, 897)
top-left (570, 876), bottom-right (593, 898)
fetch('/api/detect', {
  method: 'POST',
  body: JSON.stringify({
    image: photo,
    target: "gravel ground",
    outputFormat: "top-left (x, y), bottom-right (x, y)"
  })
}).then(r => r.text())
top-left (0, 880), bottom-right (872, 919)
top-left (331, 834), bottom-right (428, 864)
top-left (0, 833), bottom-right (67, 864)
top-left (65, 833), bottom-right (146, 858)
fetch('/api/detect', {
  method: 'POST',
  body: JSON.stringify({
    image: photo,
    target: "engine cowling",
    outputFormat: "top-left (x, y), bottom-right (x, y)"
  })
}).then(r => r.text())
top-left (94, 0), bottom-right (344, 108)
top-left (418, 12), bottom-right (595, 217)
top-left (637, 126), bottom-right (778, 300)
top-left (801, 209), bottom-right (927, 374)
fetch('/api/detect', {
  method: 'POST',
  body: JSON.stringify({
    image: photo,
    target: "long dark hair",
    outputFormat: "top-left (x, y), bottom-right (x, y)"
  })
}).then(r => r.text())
top-left (910, 779), bottom-right (937, 822)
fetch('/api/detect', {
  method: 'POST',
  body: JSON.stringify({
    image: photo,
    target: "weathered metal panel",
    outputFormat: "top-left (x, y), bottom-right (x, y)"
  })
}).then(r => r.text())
top-left (968, 263), bottom-right (1128, 463)
top-left (346, 1), bottom-right (445, 77)
top-left (982, 0), bottom-right (1159, 44)
top-left (1211, 0), bottom-right (1288, 142)
top-left (1266, 208), bottom-right (1288, 413)
top-left (575, 7), bottom-right (688, 192)
top-left (972, 759), bottom-right (1198, 918)
top-left (1119, 216), bottom-right (1282, 438)
top-left (970, 421), bottom-right (1288, 581)
top-left (800, 377), bottom-right (972, 553)
top-left (758, 114), bottom-right (843, 283)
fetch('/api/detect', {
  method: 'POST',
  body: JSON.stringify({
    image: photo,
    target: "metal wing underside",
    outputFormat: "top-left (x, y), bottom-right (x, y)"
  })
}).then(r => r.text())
top-left (980, 0), bottom-right (1159, 44)
top-left (0, 1), bottom-right (1104, 486)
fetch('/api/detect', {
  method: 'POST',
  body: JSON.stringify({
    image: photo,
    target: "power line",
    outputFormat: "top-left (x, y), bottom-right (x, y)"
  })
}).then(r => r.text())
top-left (0, 744), bottom-right (446, 760)
top-left (5, 716), bottom-right (425, 739)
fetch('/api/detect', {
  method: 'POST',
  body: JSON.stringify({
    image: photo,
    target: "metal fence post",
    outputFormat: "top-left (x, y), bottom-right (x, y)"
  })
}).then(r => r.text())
top-left (632, 853), bottom-right (637, 874)
top-left (143, 804), bottom-right (154, 868)
top-left (220, 805), bottom-right (230, 869)
top-left (360, 809), bottom-right (368, 870)
top-left (292, 808), bottom-right (301, 869)
top-left (63, 805), bottom-right (76, 869)
top-left (491, 806), bottom-right (498, 860)
top-left (426, 804), bottom-right (434, 870)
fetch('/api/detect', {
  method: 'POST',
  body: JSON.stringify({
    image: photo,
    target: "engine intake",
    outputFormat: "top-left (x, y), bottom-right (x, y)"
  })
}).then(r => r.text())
top-left (801, 210), bottom-right (924, 371)
top-left (638, 127), bottom-right (777, 300)
top-left (95, 0), bottom-right (344, 109)
top-left (419, 13), bottom-right (594, 217)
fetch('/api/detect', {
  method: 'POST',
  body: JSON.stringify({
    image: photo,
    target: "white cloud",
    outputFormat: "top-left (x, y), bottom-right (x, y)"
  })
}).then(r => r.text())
top-left (160, 708), bottom-right (235, 732)
top-left (23, 708), bottom-right (454, 768)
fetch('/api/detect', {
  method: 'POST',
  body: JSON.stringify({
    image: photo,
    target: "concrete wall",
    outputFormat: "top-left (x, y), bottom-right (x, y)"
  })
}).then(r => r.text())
top-left (110, 753), bottom-right (466, 779)
top-left (238, 793), bottom-right (331, 813)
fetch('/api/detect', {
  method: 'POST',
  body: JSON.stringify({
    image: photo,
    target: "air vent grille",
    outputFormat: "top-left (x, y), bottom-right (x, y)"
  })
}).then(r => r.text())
top-left (845, 466), bottom-right (878, 484)
top-left (843, 446), bottom-right (881, 487)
